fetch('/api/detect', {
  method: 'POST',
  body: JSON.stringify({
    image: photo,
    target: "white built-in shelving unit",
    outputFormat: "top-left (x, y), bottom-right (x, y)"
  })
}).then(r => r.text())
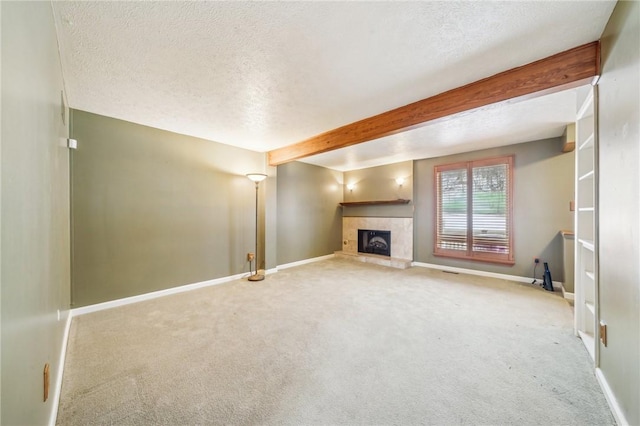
top-left (574, 86), bottom-right (598, 364)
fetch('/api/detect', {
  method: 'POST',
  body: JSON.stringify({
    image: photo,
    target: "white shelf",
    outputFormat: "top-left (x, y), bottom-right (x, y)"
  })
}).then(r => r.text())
top-left (578, 330), bottom-right (596, 360)
top-left (575, 86), bottom-right (597, 365)
top-left (579, 239), bottom-right (595, 251)
top-left (579, 170), bottom-right (595, 181)
top-left (577, 90), bottom-right (594, 120)
top-left (579, 134), bottom-right (595, 150)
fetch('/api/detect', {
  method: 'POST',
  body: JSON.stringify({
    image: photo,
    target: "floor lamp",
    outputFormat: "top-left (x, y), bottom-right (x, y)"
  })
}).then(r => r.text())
top-left (246, 173), bottom-right (267, 281)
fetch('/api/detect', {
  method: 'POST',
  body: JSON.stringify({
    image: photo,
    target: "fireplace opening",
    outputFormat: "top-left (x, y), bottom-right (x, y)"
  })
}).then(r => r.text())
top-left (358, 229), bottom-right (391, 257)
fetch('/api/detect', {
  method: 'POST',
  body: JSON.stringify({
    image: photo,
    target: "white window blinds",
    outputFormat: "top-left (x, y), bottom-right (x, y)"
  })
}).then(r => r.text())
top-left (435, 156), bottom-right (514, 264)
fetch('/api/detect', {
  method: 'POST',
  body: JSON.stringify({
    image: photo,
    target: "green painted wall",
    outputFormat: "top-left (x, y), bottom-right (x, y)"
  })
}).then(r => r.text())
top-left (70, 110), bottom-right (266, 307)
top-left (342, 161), bottom-right (414, 218)
top-left (1, 2), bottom-right (71, 424)
top-left (276, 162), bottom-right (343, 265)
top-left (264, 168), bottom-right (278, 271)
top-left (598, 1), bottom-right (640, 424)
top-left (414, 138), bottom-right (574, 281)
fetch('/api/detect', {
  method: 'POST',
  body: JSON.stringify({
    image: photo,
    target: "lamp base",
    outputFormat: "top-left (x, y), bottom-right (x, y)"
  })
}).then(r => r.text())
top-left (248, 273), bottom-right (265, 282)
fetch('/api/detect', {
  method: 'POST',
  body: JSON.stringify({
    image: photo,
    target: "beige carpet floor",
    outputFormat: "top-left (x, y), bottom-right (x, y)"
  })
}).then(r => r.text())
top-left (57, 258), bottom-right (614, 425)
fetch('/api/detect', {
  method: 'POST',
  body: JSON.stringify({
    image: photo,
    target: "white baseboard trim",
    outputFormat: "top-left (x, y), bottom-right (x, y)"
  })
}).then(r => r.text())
top-left (411, 262), bottom-right (564, 291)
top-left (72, 272), bottom-right (246, 317)
top-left (561, 285), bottom-right (575, 301)
top-left (49, 312), bottom-right (72, 426)
top-left (596, 368), bottom-right (630, 426)
top-left (277, 253), bottom-right (335, 270)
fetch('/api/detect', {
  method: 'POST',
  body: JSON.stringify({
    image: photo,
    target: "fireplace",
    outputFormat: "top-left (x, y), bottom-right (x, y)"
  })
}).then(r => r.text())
top-left (358, 229), bottom-right (391, 257)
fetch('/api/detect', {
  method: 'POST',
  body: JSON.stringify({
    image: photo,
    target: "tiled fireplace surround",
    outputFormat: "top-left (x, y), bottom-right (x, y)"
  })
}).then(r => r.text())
top-left (337, 217), bottom-right (413, 269)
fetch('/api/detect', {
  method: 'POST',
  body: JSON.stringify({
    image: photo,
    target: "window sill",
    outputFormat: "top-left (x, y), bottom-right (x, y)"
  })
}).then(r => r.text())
top-left (434, 252), bottom-right (515, 266)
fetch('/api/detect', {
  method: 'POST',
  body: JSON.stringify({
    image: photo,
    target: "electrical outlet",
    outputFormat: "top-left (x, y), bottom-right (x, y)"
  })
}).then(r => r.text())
top-left (534, 258), bottom-right (540, 264)
top-left (600, 321), bottom-right (607, 347)
top-left (60, 91), bottom-right (66, 125)
top-left (44, 363), bottom-right (50, 402)
top-left (247, 253), bottom-right (255, 262)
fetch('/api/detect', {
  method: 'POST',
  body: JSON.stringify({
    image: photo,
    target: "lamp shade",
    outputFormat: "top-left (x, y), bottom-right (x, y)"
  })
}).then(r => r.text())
top-left (246, 173), bottom-right (267, 183)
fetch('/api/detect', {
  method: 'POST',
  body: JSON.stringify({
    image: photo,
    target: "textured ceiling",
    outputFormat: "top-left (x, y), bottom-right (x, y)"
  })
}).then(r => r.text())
top-left (52, 1), bottom-right (616, 170)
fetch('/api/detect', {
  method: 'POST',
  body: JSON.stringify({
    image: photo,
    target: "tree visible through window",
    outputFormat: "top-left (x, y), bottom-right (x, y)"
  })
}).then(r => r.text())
top-left (435, 156), bottom-right (514, 264)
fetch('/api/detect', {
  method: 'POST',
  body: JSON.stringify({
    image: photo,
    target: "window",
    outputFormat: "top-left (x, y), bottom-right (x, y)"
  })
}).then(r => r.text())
top-left (434, 155), bottom-right (514, 264)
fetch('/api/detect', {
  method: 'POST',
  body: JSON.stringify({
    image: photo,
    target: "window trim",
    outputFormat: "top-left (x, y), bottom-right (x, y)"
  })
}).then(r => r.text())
top-left (433, 155), bottom-right (514, 265)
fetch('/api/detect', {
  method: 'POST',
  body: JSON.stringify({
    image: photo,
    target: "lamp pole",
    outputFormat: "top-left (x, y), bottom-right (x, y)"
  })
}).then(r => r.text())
top-left (246, 174), bottom-right (267, 281)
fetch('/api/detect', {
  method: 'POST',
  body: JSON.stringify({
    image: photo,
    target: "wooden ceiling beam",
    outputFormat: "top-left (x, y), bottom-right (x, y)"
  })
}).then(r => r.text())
top-left (268, 41), bottom-right (600, 166)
